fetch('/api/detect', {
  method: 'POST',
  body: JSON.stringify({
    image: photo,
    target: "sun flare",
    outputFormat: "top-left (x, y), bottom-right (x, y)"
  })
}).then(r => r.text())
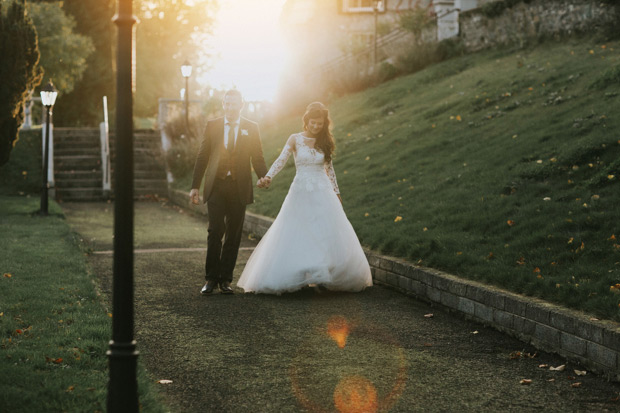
top-left (198, 0), bottom-right (288, 102)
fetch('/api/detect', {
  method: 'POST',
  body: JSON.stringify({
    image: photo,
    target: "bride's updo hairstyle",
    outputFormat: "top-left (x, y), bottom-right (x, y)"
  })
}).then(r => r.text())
top-left (302, 102), bottom-right (335, 163)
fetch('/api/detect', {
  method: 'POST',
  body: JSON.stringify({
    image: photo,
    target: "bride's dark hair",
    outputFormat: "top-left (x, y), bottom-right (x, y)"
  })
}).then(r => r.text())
top-left (302, 102), bottom-right (335, 163)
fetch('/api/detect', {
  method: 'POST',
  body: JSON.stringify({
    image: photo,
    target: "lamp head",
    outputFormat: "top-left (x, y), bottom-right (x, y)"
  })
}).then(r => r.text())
top-left (181, 60), bottom-right (192, 78)
top-left (40, 80), bottom-right (58, 107)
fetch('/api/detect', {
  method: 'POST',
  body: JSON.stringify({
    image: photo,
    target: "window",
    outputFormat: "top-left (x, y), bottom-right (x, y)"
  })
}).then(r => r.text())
top-left (342, 0), bottom-right (385, 13)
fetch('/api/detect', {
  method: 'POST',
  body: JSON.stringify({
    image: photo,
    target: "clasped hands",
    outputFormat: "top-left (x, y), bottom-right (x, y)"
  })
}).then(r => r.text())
top-left (257, 176), bottom-right (271, 189)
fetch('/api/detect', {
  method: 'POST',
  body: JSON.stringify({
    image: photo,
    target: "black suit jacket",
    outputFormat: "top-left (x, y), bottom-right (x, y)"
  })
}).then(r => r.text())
top-left (191, 116), bottom-right (268, 205)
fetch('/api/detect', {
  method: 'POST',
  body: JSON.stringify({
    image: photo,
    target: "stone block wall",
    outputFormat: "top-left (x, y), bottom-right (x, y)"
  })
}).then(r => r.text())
top-left (459, 0), bottom-right (619, 52)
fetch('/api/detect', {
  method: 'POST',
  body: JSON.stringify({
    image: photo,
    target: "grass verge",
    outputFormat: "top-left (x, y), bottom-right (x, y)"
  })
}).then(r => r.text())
top-left (0, 196), bottom-right (166, 412)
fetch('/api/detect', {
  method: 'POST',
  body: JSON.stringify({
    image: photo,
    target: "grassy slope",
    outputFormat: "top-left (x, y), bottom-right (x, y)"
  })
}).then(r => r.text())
top-left (0, 197), bottom-right (166, 412)
top-left (251, 37), bottom-right (620, 320)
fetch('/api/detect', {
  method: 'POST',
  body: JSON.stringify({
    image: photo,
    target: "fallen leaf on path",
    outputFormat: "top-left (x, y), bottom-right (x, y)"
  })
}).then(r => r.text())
top-left (571, 382), bottom-right (582, 388)
top-left (550, 364), bottom-right (565, 371)
top-left (520, 379), bottom-right (532, 385)
top-left (423, 314), bottom-right (434, 318)
top-left (157, 379), bottom-right (173, 384)
top-left (574, 370), bottom-right (587, 376)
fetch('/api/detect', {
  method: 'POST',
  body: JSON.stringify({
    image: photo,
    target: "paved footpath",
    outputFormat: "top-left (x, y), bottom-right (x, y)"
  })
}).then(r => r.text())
top-left (62, 201), bottom-right (620, 412)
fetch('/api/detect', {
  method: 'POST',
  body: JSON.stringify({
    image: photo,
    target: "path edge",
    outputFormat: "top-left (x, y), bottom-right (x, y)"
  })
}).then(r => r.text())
top-left (168, 188), bottom-right (620, 381)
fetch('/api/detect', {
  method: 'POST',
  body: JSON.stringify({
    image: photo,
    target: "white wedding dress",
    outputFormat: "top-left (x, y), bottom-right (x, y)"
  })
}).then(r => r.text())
top-left (237, 133), bottom-right (373, 294)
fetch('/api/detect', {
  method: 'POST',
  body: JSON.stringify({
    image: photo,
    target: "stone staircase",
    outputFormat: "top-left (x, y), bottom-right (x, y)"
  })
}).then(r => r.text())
top-left (53, 128), bottom-right (168, 202)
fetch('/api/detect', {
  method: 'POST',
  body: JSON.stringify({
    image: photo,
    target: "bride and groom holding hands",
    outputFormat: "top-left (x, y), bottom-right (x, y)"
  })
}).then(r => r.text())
top-left (189, 89), bottom-right (372, 295)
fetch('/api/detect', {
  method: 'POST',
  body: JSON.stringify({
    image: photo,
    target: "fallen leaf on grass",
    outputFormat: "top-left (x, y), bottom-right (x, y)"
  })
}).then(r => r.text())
top-left (472, 331), bottom-right (479, 335)
top-left (538, 364), bottom-right (549, 368)
top-left (549, 364), bottom-right (565, 371)
top-left (571, 382), bottom-right (582, 388)
top-left (424, 314), bottom-right (434, 318)
top-left (3, 273), bottom-right (12, 278)
top-left (157, 379), bottom-right (173, 384)
top-left (548, 378), bottom-right (555, 382)
top-left (574, 370), bottom-right (587, 376)
top-left (45, 357), bottom-right (63, 364)
top-left (423, 343), bottom-right (433, 347)
top-left (66, 386), bottom-right (75, 392)
top-left (520, 379), bottom-right (532, 385)
top-left (567, 375), bottom-right (575, 380)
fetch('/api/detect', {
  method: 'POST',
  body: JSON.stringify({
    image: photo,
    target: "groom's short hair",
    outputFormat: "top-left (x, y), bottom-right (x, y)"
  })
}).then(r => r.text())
top-left (224, 89), bottom-right (243, 102)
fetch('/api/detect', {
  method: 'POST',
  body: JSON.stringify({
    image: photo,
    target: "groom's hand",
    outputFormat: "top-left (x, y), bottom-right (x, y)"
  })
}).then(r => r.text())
top-left (259, 176), bottom-right (271, 189)
top-left (189, 189), bottom-right (200, 205)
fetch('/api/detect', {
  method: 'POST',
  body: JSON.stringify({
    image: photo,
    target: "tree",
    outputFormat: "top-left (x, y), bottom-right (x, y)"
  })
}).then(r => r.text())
top-left (53, 0), bottom-right (115, 126)
top-left (134, 0), bottom-right (217, 118)
top-left (27, 2), bottom-right (94, 96)
top-left (0, 0), bottom-right (43, 167)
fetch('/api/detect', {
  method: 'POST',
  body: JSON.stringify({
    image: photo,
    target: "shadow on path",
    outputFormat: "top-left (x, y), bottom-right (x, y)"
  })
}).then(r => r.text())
top-left (62, 201), bottom-right (620, 412)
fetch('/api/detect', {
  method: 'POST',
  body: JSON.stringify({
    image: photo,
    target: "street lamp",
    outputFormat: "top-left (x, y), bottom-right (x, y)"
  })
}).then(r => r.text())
top-left (373, 0), bottom-right (383, 65)
top-left (39, 80), bottom-right (57, 216)
top-left (108, 0), bottom-right (139, 411)
top-left (181, 60), bottom-right (192, 136)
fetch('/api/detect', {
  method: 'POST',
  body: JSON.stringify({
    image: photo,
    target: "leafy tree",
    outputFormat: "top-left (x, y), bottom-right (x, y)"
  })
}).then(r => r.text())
top-left (134, 0), bottom-right (217, 117)
top-left (27, 2), bottom-right (94, 96)
top-left (53, 0), bottom-right (115, 126)
top-left (0, 0), bottom-right (43, 167)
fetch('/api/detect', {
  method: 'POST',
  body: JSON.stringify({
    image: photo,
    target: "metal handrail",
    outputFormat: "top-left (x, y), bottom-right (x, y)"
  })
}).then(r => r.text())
top-left (100, 96), bottom-right (111, 192)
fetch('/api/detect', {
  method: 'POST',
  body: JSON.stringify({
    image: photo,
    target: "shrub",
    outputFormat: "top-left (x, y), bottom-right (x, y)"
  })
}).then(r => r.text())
top-left (165, 138), bottom-right (199, 182)
top-left (0, 1), bottom-right (43, 167)
top-left (436, 38), bottom-right (466, 60)
top-left (396, 42), bottom-right (440, 74)
top-left (481, 1), bottom-right (507, 18)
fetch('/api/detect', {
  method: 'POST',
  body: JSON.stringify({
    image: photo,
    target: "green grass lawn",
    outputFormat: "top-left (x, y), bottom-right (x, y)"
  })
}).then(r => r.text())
top-left (0, 196), bottom-right (166, 412)
top-left (246, 36), bottom-right (620, 321)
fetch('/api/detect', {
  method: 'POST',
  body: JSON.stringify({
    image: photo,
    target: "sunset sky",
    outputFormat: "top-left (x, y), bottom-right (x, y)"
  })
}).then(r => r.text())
top-left (197, 0), bottom-right (288, 102)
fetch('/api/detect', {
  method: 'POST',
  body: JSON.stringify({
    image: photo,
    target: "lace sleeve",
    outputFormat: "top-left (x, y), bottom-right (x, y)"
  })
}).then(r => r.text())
top-left (265, 136), bottom-right (295, 179)
top-left (324, 160), bottom-right (340, 194)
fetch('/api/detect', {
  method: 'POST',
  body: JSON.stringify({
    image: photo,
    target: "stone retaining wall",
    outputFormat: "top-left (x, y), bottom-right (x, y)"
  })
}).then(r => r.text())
top-left (168, 187), bottom-right (620, 381)
top-left (459, 0), bottom-right (618, 52)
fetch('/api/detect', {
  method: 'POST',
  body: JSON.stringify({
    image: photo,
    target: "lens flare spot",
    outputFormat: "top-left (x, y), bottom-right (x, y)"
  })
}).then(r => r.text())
top-left (334, 375), bottom-right (378, 413)
top-left (327, 316), bottom-right (349, 349)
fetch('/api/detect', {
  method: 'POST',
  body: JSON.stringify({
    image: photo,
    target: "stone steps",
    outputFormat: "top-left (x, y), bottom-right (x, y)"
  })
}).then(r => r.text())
top-left (53, 128), bottom-right (168, 202)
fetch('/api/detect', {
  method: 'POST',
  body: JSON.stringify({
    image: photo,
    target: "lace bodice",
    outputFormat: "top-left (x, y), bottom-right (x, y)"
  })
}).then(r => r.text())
top-left (266, 133), bottom-right (340, 194)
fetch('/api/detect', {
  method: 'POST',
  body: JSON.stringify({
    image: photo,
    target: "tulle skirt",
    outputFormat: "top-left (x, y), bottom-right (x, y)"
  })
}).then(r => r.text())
top-left (237, 173), bottom-right (372, 294)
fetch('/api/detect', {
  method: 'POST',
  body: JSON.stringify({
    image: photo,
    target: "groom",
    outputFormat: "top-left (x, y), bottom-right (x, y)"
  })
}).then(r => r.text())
top-left (190, 89), bottom-right (268, 295)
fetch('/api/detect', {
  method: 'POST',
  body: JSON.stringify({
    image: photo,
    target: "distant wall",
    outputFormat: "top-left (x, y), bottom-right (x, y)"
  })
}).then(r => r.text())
top-left (460, 0), bottom-right (619, 52)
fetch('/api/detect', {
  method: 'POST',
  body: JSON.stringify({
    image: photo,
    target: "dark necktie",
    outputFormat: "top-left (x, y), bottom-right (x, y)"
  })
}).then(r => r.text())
top-left (227, 122), bottom-right (236, 154)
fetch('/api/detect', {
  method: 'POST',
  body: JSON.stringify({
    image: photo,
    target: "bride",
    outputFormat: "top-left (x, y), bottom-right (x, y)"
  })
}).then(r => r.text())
top-left (236, 102), bottom-right (372, 294)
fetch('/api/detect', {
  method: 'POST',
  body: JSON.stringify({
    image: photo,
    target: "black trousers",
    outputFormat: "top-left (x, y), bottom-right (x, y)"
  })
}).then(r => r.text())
top-left (205, 177), bottom-right (246, 283)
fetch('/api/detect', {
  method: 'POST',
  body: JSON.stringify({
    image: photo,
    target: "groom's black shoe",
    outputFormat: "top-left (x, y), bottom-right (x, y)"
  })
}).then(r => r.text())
top-left (201, 280), bottom-right (217, 295)
top-left (219, 281), bottom-right (234, 295)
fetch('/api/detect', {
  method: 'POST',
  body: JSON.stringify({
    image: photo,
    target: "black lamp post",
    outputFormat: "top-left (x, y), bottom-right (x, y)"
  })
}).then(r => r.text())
top-left (39, 80), bottom-right (57, 216)
top-left (373, 1), bottom-right (383, 65)
top-left (108, 0), bottom-right (139, 411)
top-left (181, 60), bottom-right (192, 136)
